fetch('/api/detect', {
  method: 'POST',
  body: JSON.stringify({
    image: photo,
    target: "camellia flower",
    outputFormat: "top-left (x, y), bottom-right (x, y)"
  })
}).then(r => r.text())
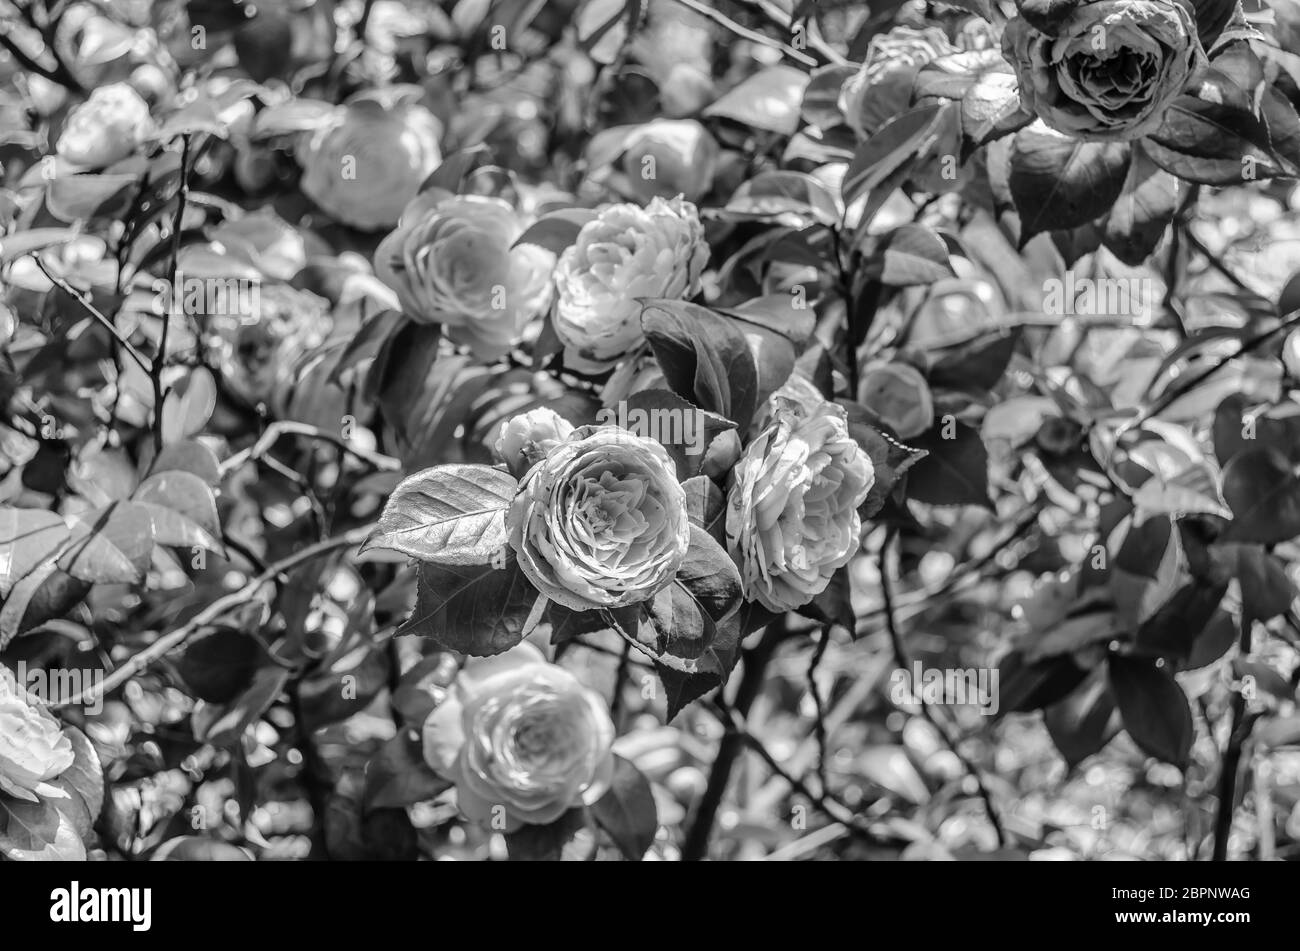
top-left (839, 26), bottom-right (957, 138)
top-left (726, 378), bottom-right (874, 612)
top-left (208, 284), bottom-right (332, 408)
top-left (421, 642), bottom-right (615, 832)
top-left (860, 361), bottom-right (935, 439)
top-left (494, 407), bottom-right (575, 478)
top-left (375, 191), bottom-right (554, 359)
top-left (56, 82), bottom-right (153, 167)
top-left (298, 91), bottom-right (443, 230)
top-left (0, 671), bottom-right (75, 802)
top-left (553, 197), bottom-right (708, 370)
top-left (508, 426), bottom-right (691, 611)
top-left (620, 119), bottom-right (719, 203)
top-left (1002, 0), bottom-right (1207, 142)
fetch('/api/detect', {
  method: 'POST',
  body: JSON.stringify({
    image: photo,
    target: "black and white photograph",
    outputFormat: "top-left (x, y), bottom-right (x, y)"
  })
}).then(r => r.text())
top-left (0, 0), bottom-right (1295, 908)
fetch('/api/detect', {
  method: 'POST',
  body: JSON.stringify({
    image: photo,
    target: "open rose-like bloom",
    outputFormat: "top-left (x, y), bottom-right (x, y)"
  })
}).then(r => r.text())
top-left (422, 642), bottom-right (614, 831)
top-left (299, 92), bottom-right (443, 230)
top-left (56, 82), bottom-right (152, 167)
top-left (509, 427), bottom-right (690, 610)
top-left (1003, 0), bottom-right (1206, 142)
top-left (376, 191), bottom-right (554, 358)
top-left (553, 197), bottom-right (708, 370)
top-left (494, 407), bottom-right (575, 477)
top-left (727, 378), bottom-right (874, 612)
top-left (0, 671), bottom-right (75, 802)
top-left (839, 26), bottom-right (957, 137)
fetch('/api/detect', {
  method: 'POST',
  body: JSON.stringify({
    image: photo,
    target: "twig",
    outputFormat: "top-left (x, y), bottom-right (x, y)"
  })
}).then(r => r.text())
top-left (879, 527), bottom-right (1009, 848)
top-left (708, 700), bottom-right (885, 850)
top-left (219, 420), bottom-right (401, 477)
top-left (666, 0), bottom-right (818, 68)
top-left (153, 133), bottom-right (191, 454)
top-left (681, 622), bottom-right (788, 860)
top-left (1212, 619), bottom-right (1261, 861)
top-left (806, 624), bottom-right (831, 795)
top-left (32, 256), bottom-right (153, 374)
top-left (52, 526), bottom-right (372, 709)
top-left (740, 0), bottom-right (848, 65)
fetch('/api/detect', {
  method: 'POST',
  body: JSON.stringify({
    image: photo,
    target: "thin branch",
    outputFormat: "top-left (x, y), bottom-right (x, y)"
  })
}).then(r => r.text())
top-left (32, 255), bottom-right (153, 374)
top-left (806, 624), bottom-right (831, 795)
top-left (666, 0), bottom-right (818, 68)
top-left (879, 527), bottom-right (1010, 849)
top-left (219, 420), bottom-right (401, 477)
top-left (153, 133), bottom-right (191, 454)
top-left (51, 526), bottom-right (372, 709)
top-left (1212, 619), bottom-right (1261, 861)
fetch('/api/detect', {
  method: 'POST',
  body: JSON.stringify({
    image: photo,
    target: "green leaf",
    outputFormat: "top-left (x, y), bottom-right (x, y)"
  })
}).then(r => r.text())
top-left (512, 209), bottom-right (597, 254)
top-left (179, 627), bottom-right (262, 703)
top-left (841, 104), bottom-right (944, 208)
top-left (864, 224), bottom-right (955, 286)
top-left (1232, 544), bottom-right (1296, 632)
top-left (143, 438), bottom-right (222, 486)
top-left (641, 300), bottom-right (760, 432)
top-left (589, 755), bottom-right (658, 860)
top-left (1143, 97), bottom-right (1285, 185)
top-left (614, 390), bottom-right (736, 480)
top-left (1186, 609), bottom-right (1237, 669)
top-left (1108, 654), bottom-right (1193, 769)
top-left (46, 173), bottom-right (137, 222)
top-left (1103, 146), bottom-right (1180, 266)
top-left (704, 65), bottom-right (810, 136)
top-left (1043, 669), bottom-right (1119, 770)
top-left (725, 171), bottom-right (840, 227)
top-left (0, 794), bottom-right (86, 861)
top-left (843, 411), bottom-right (927, 519)
top-left (928, 330), bottom-right (1020, 392)
top-left (504, 807), bottom-right (592, 860)
top-left (960, 68), bottom-right (1033, 152)
top-left (193, 664), bottom-right (292, 747)
top-left (134, 469), bottom-right (222, 551)
top-left (1134, 581), bottom-right (1228, 661)
top-left (648, 525), bottom-right (743, 663)
top-left (160, 366), bottom-right (217, 442)
top-left (363, 732), bottom-right (452, 813)
top-left (905, 422), bottom-right (992, 508)
top-left (398, 556), bottom-right (538, 656)
top-left (59, 501), bottom-right (155, 585)
top-left (995, 649), bottom-right (1089, 715)
top-left (57, 726), bottom-right (104, 827)
top-left (681, 474), bottom-right (726, 545)
top-left (1008, 125), bottom-right (1131, 244)
top-left (1221, 447), bottom-right (1300, 544)
top-left (0, 509), bottom-right (70, 597)
top-left (363, 465), bottom-right (517, 565)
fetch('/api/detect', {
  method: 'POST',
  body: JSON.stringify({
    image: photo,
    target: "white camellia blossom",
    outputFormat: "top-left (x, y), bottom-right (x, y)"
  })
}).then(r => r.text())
top-left (421, 641), bottom-right (615, 832)
top-left (56, 82), bottom-right (153, 167)
top-left (494, 406), bottom-right (575, 477)
top-left (553, 196), bottom-right (708, 370)
top-left (727, 377), bottom-right (875, 612)
top-left (1003, 0), bottom-right (1207, 142)
top-left (375, 190), bottom-right (554, 358)
top-left (508, 426), bottom-right (691, 610)
top-left (620, 119), bottom-right (719, 203)
top-left (0, 671), bottom-right (75, 802)
top-left (860, 361), bottom-right (935, 439)
top-left (298, 92), bottom-right (443, 230)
